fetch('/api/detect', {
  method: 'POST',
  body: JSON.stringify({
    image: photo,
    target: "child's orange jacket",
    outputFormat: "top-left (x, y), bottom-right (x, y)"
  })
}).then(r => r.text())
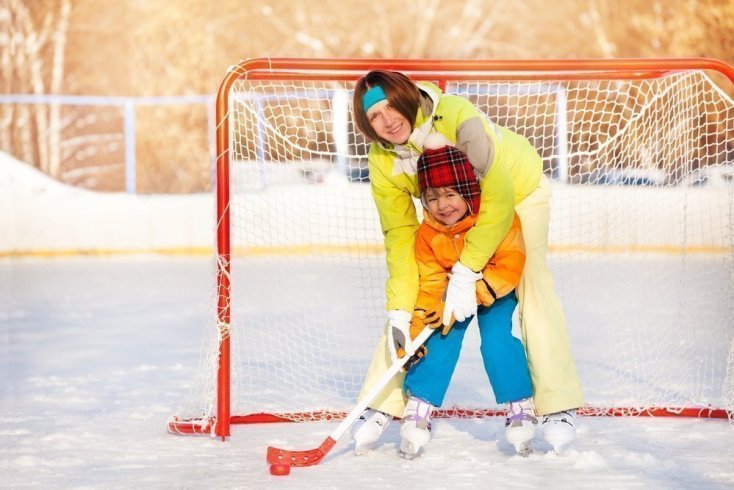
top-left (414, 211), bottom-right (526, 312)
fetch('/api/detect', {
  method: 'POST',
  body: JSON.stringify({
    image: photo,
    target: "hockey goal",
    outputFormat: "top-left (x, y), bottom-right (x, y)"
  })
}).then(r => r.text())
top-left (169, 58), bottom-right (734, 439)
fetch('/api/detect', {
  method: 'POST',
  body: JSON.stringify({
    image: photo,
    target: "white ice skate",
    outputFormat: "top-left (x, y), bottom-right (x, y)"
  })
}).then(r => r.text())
top-left (398, 397), bottom-right (434, 460)
top-left (541, 409), bottom-right (577, 453)
top-left (352, 409), bottom-right (392, 455)
top-left (505, 398), bottom-right (538, 457)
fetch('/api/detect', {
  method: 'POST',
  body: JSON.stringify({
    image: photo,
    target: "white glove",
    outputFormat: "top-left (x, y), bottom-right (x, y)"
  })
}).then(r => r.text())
top-left (443, 261), bottom-right (483, 326)
top-left (386, 309), bottom-right (412, 363)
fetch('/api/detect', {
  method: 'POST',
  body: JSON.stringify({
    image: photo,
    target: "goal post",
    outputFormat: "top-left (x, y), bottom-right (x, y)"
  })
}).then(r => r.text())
top-left (169, 58), bottom-right (734, 439)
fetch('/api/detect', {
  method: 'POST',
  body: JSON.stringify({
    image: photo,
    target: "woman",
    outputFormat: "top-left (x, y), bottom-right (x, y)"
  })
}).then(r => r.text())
top-left (351, 70), bottom-right (583, 455)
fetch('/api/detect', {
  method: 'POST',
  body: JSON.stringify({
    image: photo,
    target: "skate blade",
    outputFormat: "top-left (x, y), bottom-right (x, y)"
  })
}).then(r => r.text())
top-left (398, 441), bottom-right (420, 460)
top-left (514, 441), bottom-right (533, 457)
top-left (551, 442), bottom-right (569, 454)
top-left (354, 442), bottom-right (373, 456)
top-left (398, 450), bottom-right (417, 460)
top-left (544, 434), bottom-right (574, 454)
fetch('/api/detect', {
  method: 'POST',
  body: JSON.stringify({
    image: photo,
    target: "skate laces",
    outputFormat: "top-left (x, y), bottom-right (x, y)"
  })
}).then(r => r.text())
top-left (506, 401), bottom-right (537, 426)
top-left (359, 409), bottom-right (391, 427)
top-left (371, 411), bottom-right (391, 428)
top-left (360, 409), bottom-right (390, 428)
top-left (542, 410), bottom-right (575, 427)
top-left (404, 398), bottom-right (433, 430)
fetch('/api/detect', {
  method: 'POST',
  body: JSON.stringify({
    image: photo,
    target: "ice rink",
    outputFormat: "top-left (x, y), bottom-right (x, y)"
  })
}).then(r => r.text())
top-left (2, 256), bottom-right (733, 489)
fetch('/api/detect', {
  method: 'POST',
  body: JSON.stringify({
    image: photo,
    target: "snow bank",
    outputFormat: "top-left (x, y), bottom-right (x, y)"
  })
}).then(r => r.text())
top-left (2, 151), bottom-right (730, 256)
top-left (0, 152), bottom-right (214, 255)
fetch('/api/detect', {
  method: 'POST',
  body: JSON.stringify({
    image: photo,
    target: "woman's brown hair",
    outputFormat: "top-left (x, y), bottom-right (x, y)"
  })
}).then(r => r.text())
top-left (352, 70), bottom-right (421, 145)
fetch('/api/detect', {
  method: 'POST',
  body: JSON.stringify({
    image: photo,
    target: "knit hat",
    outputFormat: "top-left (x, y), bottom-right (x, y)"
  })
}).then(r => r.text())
top-left (417, 133), bottom-right (481, 215)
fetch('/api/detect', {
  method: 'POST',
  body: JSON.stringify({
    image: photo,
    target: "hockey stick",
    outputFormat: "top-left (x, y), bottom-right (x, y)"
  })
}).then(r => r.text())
top-left (266, 325), bottom-right (436, 467)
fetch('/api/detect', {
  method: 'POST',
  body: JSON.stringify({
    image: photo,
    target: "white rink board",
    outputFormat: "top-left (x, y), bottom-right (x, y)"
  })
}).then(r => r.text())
top-left (2, 153), bottom-right (731, 254)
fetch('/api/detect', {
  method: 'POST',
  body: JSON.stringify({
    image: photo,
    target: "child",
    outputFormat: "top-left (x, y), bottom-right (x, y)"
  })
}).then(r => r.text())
top-left (398, 133), bottom-right (536, 458)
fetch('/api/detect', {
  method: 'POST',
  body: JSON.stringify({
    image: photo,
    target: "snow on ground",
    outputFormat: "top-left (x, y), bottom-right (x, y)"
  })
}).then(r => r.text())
top-left (2, 257), bottom-right (733, 489)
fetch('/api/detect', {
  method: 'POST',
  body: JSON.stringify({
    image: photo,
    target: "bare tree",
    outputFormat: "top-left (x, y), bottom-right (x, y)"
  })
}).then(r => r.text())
top-left (3, 0), bottom-right (733, 192)
top-left (0, 0), bottom-right (71, 177)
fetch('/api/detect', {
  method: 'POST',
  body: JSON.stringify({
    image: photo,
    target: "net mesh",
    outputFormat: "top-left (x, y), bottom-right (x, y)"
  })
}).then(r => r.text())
top-left (171, 68), bottom-right (734, 432)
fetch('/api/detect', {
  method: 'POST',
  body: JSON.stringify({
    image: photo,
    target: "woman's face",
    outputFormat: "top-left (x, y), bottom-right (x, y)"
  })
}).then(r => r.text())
top-left (367, 102), bottom-right (412, 145)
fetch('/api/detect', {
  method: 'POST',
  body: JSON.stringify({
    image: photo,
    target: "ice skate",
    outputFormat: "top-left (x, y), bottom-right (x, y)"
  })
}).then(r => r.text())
top-left (398, 396), bottom-right (434, 459)
top-left (541, 409), bottom-right (576, 453)
top-left (505, 398), bottom-right (538, 457)
top-left (353, 409), bottom-right (392, 455)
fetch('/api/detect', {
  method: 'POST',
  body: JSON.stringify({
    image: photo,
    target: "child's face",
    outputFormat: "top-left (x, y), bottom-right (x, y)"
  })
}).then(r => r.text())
top-left (424, 187), bottom-right (469, 226)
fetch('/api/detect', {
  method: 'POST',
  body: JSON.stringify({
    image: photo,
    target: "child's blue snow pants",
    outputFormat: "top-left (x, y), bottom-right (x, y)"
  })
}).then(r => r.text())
top-left (404, 292), bottom-right (532, 407)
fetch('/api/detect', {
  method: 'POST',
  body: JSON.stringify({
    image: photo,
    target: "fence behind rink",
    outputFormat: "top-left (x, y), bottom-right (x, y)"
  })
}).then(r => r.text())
top-left (0, 94), bottom-right (215, 194)
top-left (5, 82), bottom-right (716, 195)
top-left (0, 82), bottom-right (734, 194)
top-left (1, 80), bottom-right (732, 255)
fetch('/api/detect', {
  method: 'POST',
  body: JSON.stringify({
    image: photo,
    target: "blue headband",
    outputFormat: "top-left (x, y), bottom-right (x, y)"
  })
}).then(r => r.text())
top-left (362, 85), bottom-right (387, 112)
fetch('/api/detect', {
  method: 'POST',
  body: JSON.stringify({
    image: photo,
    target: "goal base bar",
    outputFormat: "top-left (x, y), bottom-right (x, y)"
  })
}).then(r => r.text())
top-left (168, 405), bottom-right (730, 436)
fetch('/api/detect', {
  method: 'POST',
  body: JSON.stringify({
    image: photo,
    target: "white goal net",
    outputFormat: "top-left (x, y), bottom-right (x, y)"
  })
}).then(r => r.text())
top-left (170, 59), bottom-right (734, 438)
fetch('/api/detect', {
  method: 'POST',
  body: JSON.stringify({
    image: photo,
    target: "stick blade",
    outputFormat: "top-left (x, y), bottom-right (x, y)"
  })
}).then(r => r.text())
top-left (266, 437), bottom-right (337, 467)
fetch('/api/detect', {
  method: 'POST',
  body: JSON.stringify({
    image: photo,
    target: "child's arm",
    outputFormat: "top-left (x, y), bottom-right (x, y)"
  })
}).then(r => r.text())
top-left (403, 229), bottom-right (450, 362)
top-left (476, 214), bottom-right (526, 306)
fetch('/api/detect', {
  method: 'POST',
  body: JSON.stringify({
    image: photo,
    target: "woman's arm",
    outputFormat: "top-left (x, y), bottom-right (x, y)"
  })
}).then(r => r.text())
top-left (452, 98), bottom-right (515, 271)
top-left (477, 214), bottom-right (526, 305)
top-left (369, 156), bottom-right (420, 312)
top-left (461, 164), bottom-right (515, 271)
